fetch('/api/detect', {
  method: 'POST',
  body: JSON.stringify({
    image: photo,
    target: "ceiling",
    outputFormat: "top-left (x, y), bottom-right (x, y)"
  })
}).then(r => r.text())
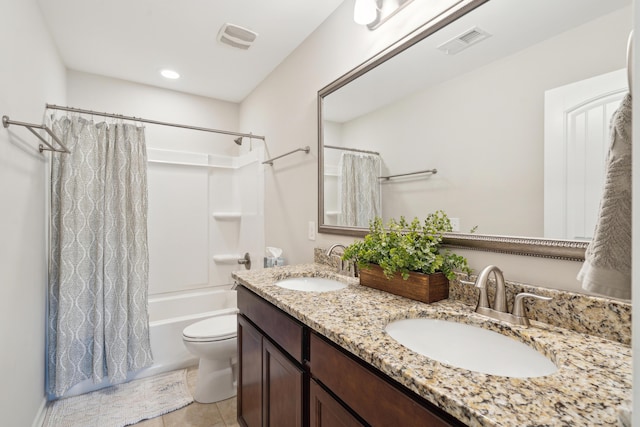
top-left (324, 0), bottom-right (631, 122)
top-left (37, 0), bottom-right (345, 103)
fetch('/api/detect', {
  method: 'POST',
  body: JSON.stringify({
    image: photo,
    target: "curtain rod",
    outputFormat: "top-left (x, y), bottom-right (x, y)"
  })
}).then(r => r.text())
top-left (324, 144), bottom-right (380, 155)
top-left (46, 104), bottom-right (266, 141)
top-left (2, 115), bottom-right (70, 153)
top-left (262, 146), bottom-right (310, 165)
top-left (379, 168), bottom-right (437, 180)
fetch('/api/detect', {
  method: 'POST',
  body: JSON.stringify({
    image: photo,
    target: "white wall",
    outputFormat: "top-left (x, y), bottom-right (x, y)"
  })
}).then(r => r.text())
top-left (632, 2), bottom-right (640, 425)
top-left (0, 0), bottom-right (66, 425)
top-left (66, 70), bottom-right (240, 156)
top-left (240, 0), bottom-right (460, 266)
top-left (240, 0), bottom-right (626, 293)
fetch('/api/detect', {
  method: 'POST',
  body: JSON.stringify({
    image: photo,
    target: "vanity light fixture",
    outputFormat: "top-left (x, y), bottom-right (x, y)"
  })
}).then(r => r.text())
top-left (160, 69), bottom-right (180, 79)
top-left (354, 0), bottom-right (377, 25)
top-left (355, 0), bottom-right (415, 30)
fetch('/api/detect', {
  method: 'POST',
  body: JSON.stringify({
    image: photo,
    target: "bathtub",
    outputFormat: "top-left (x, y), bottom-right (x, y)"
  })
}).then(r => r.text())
top-left (148, 287), bottom-right (237, 374)
top-left (60, 286), bottom-right (237, 398)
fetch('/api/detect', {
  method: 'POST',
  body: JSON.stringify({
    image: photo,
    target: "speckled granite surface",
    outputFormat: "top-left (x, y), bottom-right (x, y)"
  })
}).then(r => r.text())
top-left (316, 248), bottom-right (632, 345)
top-left (232, 263), bottom-right (631, 427)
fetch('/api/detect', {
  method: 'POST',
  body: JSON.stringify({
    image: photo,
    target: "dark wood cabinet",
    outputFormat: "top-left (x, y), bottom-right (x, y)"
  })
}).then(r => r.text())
top-left (237, 285), bottom-right (466, 427)
top-left (237, 286), bottom-right (306, 427)
top-left (263, 339), bottom-right (304, 427)
top-left (238, 315), bottom-right (264, 427)
top-left (310, 379), bottom-right (365, 427)
top-left (309, 332), bottom-right (464, 427)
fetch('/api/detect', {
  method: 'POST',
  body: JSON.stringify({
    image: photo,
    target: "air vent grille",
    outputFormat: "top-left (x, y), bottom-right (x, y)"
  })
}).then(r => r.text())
top-left (217, 23), bottom-right (258, 50)
top-left (459, 29), bottom-right (484, 44)
top-left (437, 26), bottom-right (491, 55)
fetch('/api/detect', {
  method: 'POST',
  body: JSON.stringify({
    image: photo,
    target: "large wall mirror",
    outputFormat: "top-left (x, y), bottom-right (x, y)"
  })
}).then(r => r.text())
top-left (318, 0), bottom-right (631, 260)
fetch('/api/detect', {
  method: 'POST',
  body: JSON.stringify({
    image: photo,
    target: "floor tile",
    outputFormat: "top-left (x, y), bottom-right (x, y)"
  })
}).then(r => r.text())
top-left (129, 367), bottom-right (239, 427)
top-left (216, 397), bottom-right (237, 425)
top-left (187, 366), bottom-right (199, 396)
top-left (132, 416), bottom-right (164, 427)
top-left (162, 401), bottom-right (225, 427)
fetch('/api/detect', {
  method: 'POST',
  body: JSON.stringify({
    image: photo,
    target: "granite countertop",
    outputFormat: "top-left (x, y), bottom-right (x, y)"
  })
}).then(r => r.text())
top-left (232, 263), bottom-right (632, 427)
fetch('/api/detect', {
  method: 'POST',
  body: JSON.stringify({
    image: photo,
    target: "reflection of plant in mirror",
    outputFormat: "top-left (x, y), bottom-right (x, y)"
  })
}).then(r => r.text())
top-left (342, 211), bottom-right (471, 281)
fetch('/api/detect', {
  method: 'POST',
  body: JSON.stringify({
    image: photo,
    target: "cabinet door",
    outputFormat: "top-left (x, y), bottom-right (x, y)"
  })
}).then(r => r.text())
top-left (310, 379), bottom-right (364, 427)
top-left (263, 339), bottom-right (304, 427)
top-left (238, 315), bottom-right (263, 427)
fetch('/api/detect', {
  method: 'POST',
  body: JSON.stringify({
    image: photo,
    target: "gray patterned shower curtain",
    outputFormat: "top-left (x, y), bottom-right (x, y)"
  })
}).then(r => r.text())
top-left (47, 116), bottom-right (153, 398)
top-left (339, 152), bottom-right (381, 227)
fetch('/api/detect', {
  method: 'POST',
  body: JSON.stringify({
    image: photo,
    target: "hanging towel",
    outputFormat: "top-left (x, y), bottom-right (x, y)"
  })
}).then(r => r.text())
top-left (577, 93), bottom-right (632, 299)
top-left (618, 399), bottom-right (632, 427)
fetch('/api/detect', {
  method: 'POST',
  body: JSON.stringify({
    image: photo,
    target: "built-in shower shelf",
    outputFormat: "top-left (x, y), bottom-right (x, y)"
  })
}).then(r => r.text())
top-left (212, 212), bottom-right (242, 220)
top-left (212, 254), bottom-right (243, 264)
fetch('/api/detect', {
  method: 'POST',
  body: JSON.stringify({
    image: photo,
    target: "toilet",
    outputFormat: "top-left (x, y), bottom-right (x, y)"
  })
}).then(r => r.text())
top-left (182, 313), bottom-right (238, 403)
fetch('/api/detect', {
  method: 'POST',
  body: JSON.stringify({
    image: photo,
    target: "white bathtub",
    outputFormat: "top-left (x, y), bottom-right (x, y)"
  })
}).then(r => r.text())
top-left (61, 287), bottom-right (237, 398)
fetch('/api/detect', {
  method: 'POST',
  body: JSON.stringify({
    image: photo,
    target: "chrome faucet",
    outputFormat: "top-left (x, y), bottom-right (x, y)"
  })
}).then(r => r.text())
top-left (474, 265), bottom-right (507, 313)
top-left (326, 244), bottom-right (357, 276)
top-left (326, 243), bottom-right (346, 258)
top-left (326, 244), bottom-right (347, 271)
top-left (466, 265), bottom-right (551, 327)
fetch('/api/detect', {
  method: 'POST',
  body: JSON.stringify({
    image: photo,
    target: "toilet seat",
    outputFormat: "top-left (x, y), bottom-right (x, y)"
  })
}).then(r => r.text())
top-left (183, 314), bottom-right (237, 342)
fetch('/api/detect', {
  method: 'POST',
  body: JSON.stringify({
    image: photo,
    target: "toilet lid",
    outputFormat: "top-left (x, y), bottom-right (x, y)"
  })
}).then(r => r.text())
top-left (183, 314), bottom-right (237, 341)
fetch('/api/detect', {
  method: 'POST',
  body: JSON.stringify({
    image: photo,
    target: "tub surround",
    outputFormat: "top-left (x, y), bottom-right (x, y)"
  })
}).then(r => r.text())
top-left (232, 262), bottom-right (631, 426)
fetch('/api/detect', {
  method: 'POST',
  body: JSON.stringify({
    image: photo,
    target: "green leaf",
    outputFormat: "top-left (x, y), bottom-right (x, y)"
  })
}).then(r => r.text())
top-left (341, 211), bottom-right (471, 282)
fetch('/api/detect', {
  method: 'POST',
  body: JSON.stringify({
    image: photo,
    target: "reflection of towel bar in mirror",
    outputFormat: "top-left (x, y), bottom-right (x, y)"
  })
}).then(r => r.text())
top-left (379, 168), bottom-right (437, 181)
top-left (263, 146), bottom-right (310, 165)
top-left (2, 115), bottom-right (70, 153)
top-left (325, 145), bottom-right (380, 155)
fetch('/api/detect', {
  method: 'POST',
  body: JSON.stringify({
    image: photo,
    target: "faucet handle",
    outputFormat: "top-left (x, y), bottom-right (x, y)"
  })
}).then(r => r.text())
top-left (512, 292), bottom-right (552, 318)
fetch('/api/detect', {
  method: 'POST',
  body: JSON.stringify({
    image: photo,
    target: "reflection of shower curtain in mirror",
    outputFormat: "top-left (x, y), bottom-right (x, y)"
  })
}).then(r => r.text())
top-left (339, 152), bottom-right (381, 227)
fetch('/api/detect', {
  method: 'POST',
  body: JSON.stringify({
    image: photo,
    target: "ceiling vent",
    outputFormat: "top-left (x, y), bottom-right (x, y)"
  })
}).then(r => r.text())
top-left (217, 23), bottom-right (258, 50)
top-left (437, 27), bottom-right (491, 55)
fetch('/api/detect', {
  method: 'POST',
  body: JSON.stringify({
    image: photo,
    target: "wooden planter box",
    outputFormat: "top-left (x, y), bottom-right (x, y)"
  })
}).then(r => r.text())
top-left (359, 264), bottom-right (449, 304)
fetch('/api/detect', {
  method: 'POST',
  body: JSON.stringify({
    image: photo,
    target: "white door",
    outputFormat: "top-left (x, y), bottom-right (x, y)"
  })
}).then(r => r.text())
top-left (544, 69), bottom-right (627, 240)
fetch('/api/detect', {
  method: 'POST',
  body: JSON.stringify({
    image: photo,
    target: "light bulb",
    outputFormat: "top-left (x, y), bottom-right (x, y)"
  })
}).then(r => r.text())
top-left (354, 0), bottom-right (377, 25)
top-left (160, 69), bottom-right (180, 80)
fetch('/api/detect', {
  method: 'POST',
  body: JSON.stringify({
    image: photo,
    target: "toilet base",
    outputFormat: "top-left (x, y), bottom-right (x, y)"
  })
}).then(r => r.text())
top-left (194, 357), bottom-right (237, 403)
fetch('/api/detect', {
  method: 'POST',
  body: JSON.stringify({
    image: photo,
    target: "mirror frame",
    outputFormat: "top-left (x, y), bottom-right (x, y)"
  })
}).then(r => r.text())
top-left (317, 0), bottom-right (588, 261)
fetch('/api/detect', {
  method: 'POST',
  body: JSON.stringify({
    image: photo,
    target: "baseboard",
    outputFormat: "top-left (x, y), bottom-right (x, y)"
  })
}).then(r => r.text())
top-left (31, 397), bottom-right (48, 427)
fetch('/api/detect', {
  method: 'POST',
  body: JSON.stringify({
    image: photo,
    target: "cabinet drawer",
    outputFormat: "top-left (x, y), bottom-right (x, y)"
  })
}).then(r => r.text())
top-left (237, 285), bottom-right (305, 363)
top-left (309, 333), bottom-right (463, 427)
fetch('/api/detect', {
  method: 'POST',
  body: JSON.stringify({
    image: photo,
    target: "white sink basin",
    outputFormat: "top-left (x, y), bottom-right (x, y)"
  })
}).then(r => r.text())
top-left (275, 277), bottom-right (347, 292)
top-left (385, 318), bottom-right (557, 378)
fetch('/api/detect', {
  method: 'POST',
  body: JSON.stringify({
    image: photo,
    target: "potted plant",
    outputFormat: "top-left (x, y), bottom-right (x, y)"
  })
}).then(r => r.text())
top-left (342, 211), bottom-right (471, 303)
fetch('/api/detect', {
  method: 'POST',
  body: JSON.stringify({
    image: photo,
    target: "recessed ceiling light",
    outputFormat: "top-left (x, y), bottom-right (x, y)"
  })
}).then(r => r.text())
top-left (160, 69), bottom-right (180, 79)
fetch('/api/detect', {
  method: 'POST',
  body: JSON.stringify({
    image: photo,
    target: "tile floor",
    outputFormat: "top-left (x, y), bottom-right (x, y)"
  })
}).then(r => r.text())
top-left (132, 367), bottom-right (239, 427)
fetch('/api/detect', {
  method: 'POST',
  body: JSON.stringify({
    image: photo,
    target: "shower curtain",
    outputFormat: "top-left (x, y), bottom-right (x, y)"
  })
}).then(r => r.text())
top-left (339, 152), bottom-right (381, 227)
top-left (47, 116), bottom-right (153, 398)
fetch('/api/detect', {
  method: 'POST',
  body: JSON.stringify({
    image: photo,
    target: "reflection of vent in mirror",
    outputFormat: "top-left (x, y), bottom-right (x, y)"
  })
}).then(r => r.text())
top-left (217, 23), bottom-right (258, 50)
top-left (437, 27), bottom-right (491, 55)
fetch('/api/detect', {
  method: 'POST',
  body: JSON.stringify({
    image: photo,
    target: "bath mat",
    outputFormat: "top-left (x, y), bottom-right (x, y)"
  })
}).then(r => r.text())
top-left (43, 369), bottom-right (193, 427)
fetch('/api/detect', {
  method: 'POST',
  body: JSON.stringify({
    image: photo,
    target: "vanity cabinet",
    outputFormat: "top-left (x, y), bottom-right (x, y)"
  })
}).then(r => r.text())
top-left (309, 332), bottom-right (464, 427)
top-left (237, 286), bottom-right (306, 427)
top-left (237, 285), bottom-right (465, 427)
top-left (309, 379), bottom-right (365, 427)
